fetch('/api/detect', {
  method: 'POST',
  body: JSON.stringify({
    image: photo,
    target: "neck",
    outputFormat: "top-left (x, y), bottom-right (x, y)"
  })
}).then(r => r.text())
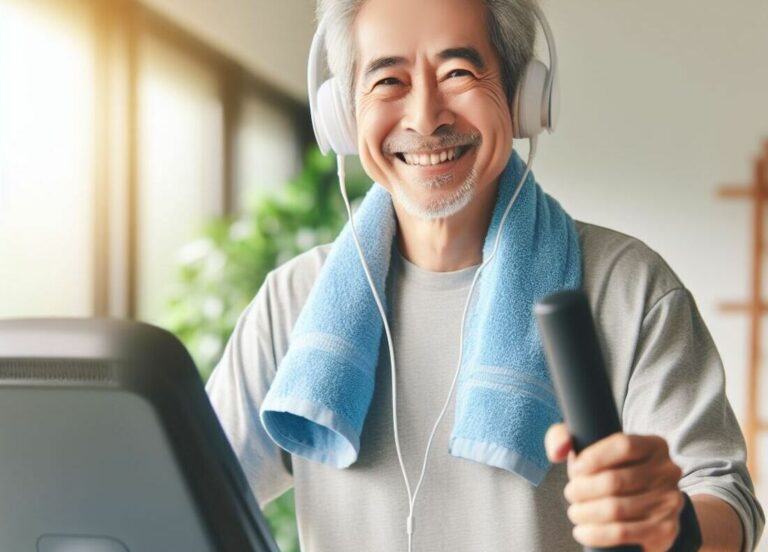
top-left (394, 176), bottom-right (499, 272)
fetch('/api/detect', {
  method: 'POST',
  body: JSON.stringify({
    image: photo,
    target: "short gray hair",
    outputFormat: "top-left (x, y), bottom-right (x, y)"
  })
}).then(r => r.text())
top-left (315, 0), bottom-right (537, 117)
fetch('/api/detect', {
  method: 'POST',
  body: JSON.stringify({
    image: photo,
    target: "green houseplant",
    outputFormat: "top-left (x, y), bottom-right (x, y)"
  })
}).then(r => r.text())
top-left (164, 146), bottom-right (370, 551)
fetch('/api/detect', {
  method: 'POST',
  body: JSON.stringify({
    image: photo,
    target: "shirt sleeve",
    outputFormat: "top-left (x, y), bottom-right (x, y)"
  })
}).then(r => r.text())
top-left (622, 287), bottom-right (765, 551)
top-left (205, 272), bottom-right (294, 507)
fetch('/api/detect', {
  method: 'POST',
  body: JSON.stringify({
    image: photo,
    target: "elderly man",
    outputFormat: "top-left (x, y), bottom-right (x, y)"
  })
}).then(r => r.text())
top-left (206, 0), bottom-right (764, 550)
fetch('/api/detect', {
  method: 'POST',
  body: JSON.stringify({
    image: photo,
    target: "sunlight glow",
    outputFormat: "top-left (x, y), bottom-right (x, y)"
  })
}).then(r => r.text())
top-left (0, 1), bottom-right (95, 316)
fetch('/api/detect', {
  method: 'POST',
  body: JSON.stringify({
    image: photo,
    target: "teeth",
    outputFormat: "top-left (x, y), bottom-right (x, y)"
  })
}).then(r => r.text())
top-left (401, 146), bottom-right (464, 166)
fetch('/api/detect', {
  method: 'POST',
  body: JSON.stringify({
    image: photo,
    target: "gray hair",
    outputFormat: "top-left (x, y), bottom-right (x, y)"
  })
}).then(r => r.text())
top-left (315, 0), bottom-right (537, 117)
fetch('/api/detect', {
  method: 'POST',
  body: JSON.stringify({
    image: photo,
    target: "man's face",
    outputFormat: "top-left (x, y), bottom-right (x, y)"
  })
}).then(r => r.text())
top-left (353, 0), bottom-right (514, 220)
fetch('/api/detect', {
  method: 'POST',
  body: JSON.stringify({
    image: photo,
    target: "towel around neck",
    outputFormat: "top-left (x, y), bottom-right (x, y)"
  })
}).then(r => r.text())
top-left (260, 149), bottom-right (582, 486)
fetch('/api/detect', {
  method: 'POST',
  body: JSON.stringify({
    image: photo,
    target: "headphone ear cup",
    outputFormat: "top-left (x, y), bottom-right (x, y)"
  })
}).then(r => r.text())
top-left (548, 71), bottom-right (560, 133)
top-left (312, 79), bottom-right (332, 155)
top-left (512, 59), bottom-right (549, 139)
top-left (317, 78), bottom-right (358, 155)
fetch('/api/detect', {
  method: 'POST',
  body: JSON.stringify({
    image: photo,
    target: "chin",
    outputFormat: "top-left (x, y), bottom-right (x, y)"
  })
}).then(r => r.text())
top-left (392, 167), bottom-right (478, 220)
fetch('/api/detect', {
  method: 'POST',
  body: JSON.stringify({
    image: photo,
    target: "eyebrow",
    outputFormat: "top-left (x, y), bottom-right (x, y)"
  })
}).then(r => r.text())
top-left (437, 47), bottom-right (486, 71)
top-left (363, 56), bottom-right (407, 81)
top-left (362, 46), bottom-right (486, 81)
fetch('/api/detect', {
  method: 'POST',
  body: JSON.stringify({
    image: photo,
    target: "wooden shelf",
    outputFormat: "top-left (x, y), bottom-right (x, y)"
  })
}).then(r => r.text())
top-left (717, 185), bottom-right (767, 199)
top-left (718, 301), bottom-right (768, 314)
top-left (715, 138), bottom-right (768, 483)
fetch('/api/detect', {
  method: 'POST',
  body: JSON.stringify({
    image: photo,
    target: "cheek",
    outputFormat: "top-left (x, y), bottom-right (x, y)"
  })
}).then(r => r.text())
top-left (357, 97), bottom-right (402, 148)
top-left (451, 85), bottom-right (512, 142)
top-left (453, 91), bottom-right (512, 167)
top-left (355, 97), bottom-right (402, 183)
top-left (449, 87), bottom-right (513, 182)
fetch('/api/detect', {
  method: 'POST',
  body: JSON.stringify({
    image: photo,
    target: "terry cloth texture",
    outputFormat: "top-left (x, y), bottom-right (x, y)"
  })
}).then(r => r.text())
top-left (259, 151), bottom-right (581, 486)
top-left (207, 220), bottom-right (764, 552)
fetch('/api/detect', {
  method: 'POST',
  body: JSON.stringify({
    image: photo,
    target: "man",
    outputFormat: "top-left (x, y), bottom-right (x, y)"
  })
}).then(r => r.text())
top-left (206, 0), bottom-right (764, 550)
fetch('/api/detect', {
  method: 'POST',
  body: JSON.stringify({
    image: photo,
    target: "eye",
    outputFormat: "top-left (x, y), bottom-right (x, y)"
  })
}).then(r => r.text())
top-left (446, 69), bottom-right (473, 79)
top-left (374, 77), bottom-right (401, 87)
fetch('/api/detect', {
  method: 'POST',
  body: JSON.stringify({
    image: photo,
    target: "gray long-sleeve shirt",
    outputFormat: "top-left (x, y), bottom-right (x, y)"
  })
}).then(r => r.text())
top-left (206, 220), bottom-right (764, 551)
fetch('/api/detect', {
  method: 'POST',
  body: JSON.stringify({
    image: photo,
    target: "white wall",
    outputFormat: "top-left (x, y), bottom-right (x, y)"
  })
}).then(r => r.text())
top-left (533, 0), bottom-right (768, 434)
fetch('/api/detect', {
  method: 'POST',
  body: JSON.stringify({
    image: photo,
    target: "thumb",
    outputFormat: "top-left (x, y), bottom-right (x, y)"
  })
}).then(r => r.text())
top-left (544, 423), bottom-right (573, 463)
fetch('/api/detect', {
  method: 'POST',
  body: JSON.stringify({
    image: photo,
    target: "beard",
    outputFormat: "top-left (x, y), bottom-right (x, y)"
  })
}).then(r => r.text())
top-left (391, 167), bottom-right (478, 220)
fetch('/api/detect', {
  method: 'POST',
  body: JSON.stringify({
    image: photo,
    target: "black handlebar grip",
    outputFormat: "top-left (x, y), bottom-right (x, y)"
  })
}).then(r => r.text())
top-left (534, 290), bottom-right (641, 552)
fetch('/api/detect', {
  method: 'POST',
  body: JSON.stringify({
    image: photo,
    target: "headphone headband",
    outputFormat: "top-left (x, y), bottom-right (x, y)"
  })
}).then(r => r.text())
top-left (307, 16), bottom-right (331, 155)
top-left (530, 3), bottom-right (558, 130)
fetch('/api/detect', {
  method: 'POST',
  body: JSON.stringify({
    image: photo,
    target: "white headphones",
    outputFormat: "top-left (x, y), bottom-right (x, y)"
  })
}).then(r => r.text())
top-left (307, 2), bottom-right (560, 155)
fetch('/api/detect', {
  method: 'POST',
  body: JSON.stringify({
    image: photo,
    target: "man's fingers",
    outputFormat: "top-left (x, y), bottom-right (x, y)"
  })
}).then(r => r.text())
top-left (571, 433), bottom-right (665, 476)
top-left (566, 450), bottom-right (577, 478)
top-left (572, 511), bottom-right (680, 550)
top-left (564, 461), bottom-right (681, 503)
top-left (567, 489), bottom-right (683, 525)
top-left (545, 423), bottom-right (572, 462)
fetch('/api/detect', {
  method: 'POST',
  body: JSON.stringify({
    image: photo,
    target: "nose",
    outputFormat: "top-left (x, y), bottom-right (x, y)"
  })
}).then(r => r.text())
top-left (401, 75), bottom-right (454, 137)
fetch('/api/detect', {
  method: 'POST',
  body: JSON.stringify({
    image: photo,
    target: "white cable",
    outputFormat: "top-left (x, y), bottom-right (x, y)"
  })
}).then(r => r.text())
top-left (336, 136), bottom-right (538, 551)
top-left (336, 155), bottom-right (414, 511)
top-left (406, 137), bottom-right (538, 541)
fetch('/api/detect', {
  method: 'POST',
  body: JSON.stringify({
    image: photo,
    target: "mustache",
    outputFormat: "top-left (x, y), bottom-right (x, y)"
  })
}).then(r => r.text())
top-left (382, 128), bottom-right (481, 154)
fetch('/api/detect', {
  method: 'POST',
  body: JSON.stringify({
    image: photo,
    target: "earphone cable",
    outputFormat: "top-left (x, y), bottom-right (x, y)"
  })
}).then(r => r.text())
top-left (337, 136), bottom-right (538, 551)
top-left (407, 137), bottom-right (538, 539)
top-left (336, 155), bottom-right (415, 514)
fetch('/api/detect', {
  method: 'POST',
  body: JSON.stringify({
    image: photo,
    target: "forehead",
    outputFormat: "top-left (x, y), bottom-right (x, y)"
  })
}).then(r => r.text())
top-left (353, 0), bottom-right (492, 70)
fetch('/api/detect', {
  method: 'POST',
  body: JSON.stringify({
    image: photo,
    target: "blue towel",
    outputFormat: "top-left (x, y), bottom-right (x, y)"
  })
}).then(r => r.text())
top-left (260, 150), bottom-right (582, 485)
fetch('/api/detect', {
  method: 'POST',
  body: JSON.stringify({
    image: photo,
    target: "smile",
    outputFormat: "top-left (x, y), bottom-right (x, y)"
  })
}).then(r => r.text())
top-left (394, 145), bottom-right (472, 166)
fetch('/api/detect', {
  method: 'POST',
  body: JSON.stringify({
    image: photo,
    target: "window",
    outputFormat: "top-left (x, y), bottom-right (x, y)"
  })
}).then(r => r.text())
top-left (0, 0), bottom-right (95, 317)
top-left (0, 0), bottom-right (306, 322)
top-left (136, 33), bottom-right (224, 323)
top-left (235, 93), bottom-right (301, 210)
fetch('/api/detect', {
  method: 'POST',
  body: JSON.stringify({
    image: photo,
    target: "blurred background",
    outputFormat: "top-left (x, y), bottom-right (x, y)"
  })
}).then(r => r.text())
top-left (0, 0), bottom-right (766, 550)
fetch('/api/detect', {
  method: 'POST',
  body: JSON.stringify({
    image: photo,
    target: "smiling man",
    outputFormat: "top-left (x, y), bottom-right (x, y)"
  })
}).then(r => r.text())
top-left (354, 0), bottom-right (515, 272)
top-left (205, 0), bottom-right (764, 550)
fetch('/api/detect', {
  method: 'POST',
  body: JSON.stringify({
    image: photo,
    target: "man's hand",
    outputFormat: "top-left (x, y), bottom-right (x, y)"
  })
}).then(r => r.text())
top-left (545, 423), bottom-right (685, 551)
